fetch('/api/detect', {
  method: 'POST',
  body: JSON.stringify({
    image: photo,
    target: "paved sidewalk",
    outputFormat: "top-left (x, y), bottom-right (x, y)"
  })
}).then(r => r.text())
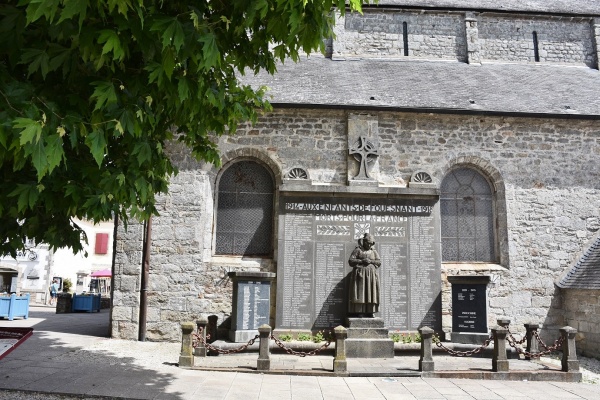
top-left (0, 306), bottom-right (597, 399)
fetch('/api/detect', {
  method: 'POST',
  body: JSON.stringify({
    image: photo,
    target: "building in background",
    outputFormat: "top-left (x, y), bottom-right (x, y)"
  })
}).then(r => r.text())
top-left (0, 241), bottom-right (52, 303)
top-left (0, 219), bottom-right (114, 304)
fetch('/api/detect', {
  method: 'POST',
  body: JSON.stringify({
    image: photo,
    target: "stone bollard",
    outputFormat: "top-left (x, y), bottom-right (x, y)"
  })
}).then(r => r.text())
top-left (333, 325), bottom-right (348, 373)
top-left (560, 326), bottom-right (580, 372)
top-left (257, 324), bottom-right (271, 371)
top-left (524, 323), bottom-right (539, 361)
top-left (195, 317), bottom-right (208, 357)
top-left (496, 319), bottom-right (512, 360)
top-left (419, 326), bottom-right (435, 372)
top-left (497, 318), bottom-right (511, 328)
top-left (179, 321), bottom-right (195, 368)
top-left (207, 315), bottom-right (218, 343)
top-left (492, 326), bottom-right (509, 372)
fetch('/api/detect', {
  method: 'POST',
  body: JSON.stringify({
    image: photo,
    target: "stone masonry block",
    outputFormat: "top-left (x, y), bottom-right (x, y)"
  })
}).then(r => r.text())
top-left (112, 306), bottom-right (134, 321)
top-left (119, 275), bottom-right (140, 292)
top-left (512, 292), bottom-right (532, 308)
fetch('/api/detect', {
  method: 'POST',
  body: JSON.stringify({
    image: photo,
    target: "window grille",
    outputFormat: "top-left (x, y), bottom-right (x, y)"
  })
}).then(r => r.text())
top-left (215, 161), bottom-right (274, 256)
top-left (441, 167), bottom-right (496, 262)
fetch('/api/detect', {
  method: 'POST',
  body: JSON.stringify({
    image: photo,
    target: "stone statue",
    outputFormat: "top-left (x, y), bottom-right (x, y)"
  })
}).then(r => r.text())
top-left (348, 233), bottom-right (381, 317)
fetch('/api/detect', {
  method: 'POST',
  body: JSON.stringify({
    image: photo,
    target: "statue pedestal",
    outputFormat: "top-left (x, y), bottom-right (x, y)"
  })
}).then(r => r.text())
top-left (345, 317), bottom-right (394, 358)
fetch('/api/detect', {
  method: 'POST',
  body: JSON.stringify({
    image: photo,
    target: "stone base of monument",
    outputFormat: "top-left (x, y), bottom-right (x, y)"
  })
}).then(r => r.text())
top-left (450, 332), bottom-right (490, 345)
top-left (345, 317), bottom-right (394, 358)
top-left (229, 329), bottom-right (260, 343)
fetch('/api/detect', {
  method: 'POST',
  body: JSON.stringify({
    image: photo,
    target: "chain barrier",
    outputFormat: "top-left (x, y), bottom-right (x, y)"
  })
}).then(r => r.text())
top-left (433, 324), bottom-right (566, 360)
top-left (433, 333), bottom-right (494, 357)
top-left (193, 328), bottom-right (259, 355)
top-left (191, 324), bottom-right (565, 361)
top-left (506, 333), bottom-right (563, 359)
top-left (533, 329), bottom-right (561, 351)
top-left (192, 327), bottom-right (332, 357)
top-left (270, 334), bottom-right (332, 357)
top-left (506, 327), bottom-right (527, 345)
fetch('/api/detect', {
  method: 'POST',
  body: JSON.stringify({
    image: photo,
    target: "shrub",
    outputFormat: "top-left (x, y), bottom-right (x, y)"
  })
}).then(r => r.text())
top-left (278, 333), bottom-right (292, 342)
top-left (390, 331), bottom-right (422, 344)
top-left (312, 331), bottom-right (324, 343)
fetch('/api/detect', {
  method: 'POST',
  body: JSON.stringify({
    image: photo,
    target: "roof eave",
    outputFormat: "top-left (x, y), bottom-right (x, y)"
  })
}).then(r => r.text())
top-left (270, 102), bottom-right (600, 120)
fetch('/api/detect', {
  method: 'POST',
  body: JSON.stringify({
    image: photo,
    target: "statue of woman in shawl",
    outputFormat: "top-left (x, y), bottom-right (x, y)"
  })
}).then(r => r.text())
top-left (348, 233), bottom-right (381, 317)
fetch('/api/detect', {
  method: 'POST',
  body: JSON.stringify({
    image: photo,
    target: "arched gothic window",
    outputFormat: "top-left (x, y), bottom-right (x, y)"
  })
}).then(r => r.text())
top-left (440, 167), bottom-right (496, 262)
top-left (215, 160), bottom-right (274, 256)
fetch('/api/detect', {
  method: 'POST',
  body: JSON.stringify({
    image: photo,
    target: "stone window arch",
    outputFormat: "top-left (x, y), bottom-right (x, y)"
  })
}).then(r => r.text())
top-left (440, 166), bottom-right (497, 263)
top-left (214, 160), bottom-right (275, 256)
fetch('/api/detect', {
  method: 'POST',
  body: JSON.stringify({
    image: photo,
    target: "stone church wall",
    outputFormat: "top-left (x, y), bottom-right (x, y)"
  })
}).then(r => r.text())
top-left (478, 15), bottom-right (595, 66)
top-left (336, 10), bottom-right (467, 61)
top-left (333, 9), bottom-right (598, 67)
top-left (562, 289), bottom-right (600, 358)
top-left (112, 108), bottom-right (600, 342)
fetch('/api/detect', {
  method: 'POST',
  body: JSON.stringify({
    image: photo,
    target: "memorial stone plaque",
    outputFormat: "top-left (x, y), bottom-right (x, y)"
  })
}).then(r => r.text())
top-left (449, 277), bottom-right (489, 333)
top-left (229, 272), bottom-right (275, 342)
top-left (276, 195), bottom-right (442, 331)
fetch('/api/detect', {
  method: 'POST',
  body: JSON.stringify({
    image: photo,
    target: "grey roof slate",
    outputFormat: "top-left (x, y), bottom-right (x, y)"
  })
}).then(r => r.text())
top-left (557, 236), bottom-right (600, 289)
top-left (240, 57), bottom-right (600, 117)
top-left (374, 1), bottom-right (600, 16)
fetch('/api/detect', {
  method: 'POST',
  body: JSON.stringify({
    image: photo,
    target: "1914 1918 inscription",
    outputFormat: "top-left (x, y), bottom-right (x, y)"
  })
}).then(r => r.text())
top-left (449, 277), bottom-right (489, 334)
top-left (276, 195), bottom-right (442, 331)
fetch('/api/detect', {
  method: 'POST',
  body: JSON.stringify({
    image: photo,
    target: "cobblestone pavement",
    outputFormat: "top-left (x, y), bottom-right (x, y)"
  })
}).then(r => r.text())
top-left (0, 306), bottom-right (598, 400)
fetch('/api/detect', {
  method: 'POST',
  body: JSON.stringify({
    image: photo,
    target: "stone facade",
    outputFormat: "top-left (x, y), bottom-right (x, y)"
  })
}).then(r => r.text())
top-left (111, 3), bottom-right (600, 347)
top-left (333, 8), bottom-right (599, 68)
top-left (478, 15), bottom-right (595, 66)
top-left (562, 289), bottom-right (600, 358)
top-left (112, 108), bottom-right (600, 342)
top-left (335, 10), bottom-right (467, 61)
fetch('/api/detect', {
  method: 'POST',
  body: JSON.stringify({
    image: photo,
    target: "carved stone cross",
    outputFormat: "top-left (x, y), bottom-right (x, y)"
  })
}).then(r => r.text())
top-left (349, 136), bottom-right (379, 180)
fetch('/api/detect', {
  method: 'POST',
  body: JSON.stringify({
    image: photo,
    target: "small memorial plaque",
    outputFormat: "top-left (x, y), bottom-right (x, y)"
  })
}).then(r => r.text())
top-left (449, 277), bottom-right (489, 334)
top-left (228, 272), bottom-right (275, 342)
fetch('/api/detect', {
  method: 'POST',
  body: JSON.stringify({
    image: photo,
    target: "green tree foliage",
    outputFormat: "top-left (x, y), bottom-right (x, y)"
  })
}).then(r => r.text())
top-left (0, 0), bottom-right (364, 256)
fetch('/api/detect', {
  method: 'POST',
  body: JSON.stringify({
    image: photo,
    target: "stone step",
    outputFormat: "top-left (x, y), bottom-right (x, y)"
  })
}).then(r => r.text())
top-left (347, 317), bottom-right (385, 329)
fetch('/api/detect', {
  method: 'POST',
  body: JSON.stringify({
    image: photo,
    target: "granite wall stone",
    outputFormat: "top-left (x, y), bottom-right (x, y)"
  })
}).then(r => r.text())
top-left (332, 9), bottom-right (597, 68)
top-left (113, 108), bottom-right (600, 342)
top-left (479, 15), bottom-right (595, 66)
top-left (335, 10), bottom-right (467, 61)
top-left (562, 289), bottom-right (600, 358)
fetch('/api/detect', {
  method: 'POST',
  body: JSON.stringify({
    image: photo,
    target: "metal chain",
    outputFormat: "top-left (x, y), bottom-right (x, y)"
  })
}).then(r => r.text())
top-left (193, 328), bottom-right (259, 355)
top-left (533, 329), bottom-right (559, 350)
top-left (433, 333), bottom-right (493, 357)
top-left (193, 327), bottom-right (332, 357)
top-left (506, 326), bottom-right (527, 345)
top-left (270, 334), bottom-right (332, 357)
top-left (507, 334), bottom-right (564, 359)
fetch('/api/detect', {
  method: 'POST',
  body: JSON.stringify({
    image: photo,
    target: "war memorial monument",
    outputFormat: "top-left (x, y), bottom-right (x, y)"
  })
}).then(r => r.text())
top-left (111, 0), bottom-right (600, 360)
